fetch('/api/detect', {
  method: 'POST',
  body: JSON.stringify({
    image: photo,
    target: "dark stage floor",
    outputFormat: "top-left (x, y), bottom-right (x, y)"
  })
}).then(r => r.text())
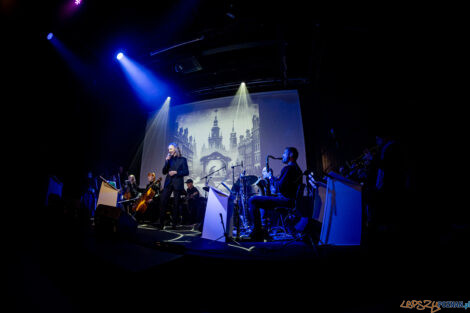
top-left (7, 209), bottom-right (467, 313)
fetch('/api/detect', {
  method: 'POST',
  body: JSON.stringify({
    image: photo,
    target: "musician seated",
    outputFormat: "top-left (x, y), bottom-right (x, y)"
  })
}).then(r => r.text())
top-left (184, 178), bottom-right (200, 224)
top-left (126, 175), bottom-right (140, 197)
top-left (137, 172), bottom-right (161, 221)
top-left (122, 174), bottom-right (140, 213)
top-left (249, 147), bottom-right (303, 241)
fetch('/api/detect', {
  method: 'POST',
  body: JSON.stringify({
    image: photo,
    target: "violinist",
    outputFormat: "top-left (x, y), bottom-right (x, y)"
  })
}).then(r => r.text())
top-left (124, 175), bottom-right (140, 198)
top-left (122, 174), bottom-right (140, 213)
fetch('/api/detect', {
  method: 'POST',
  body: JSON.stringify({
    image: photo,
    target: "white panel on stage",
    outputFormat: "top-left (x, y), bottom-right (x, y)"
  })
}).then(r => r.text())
top-left (201, 187), bottom-right (232, 242)
top-left (319, 172), bottom-right (362, 246)
top-left (97, 181), bottom-right (119, 208)
top-left (312, 182), bottom-right (327, 223)
top-left (45, 176), bottom-right (63, 206)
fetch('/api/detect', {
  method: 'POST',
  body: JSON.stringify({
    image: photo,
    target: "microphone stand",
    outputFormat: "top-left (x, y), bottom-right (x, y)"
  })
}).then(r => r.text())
top-left (201, 165), bottom-right (227, 198)
top-left (210, 213), bottom-right (242, 247)
top-left (230, 163), bottom-right (243, 240)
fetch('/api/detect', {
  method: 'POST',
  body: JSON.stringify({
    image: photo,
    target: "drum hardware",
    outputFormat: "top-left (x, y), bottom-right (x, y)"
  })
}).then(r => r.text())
top-left (233, 171), bottom-right (260, 238)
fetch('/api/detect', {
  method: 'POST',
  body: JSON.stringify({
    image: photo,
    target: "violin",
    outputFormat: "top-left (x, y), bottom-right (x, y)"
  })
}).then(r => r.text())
top-left (131, 177), bottom-right (162, 214)
top-left (123, 188), bottom-right (132, 200)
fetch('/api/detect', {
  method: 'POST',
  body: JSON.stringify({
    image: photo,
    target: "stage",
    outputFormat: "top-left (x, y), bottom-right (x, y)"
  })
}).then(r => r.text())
top-left (7, 205), bottom-right (466, 313)
top-left (89, 221), bottom-right (334, 266)
top-left (4, 1), bottom-right (462, 310)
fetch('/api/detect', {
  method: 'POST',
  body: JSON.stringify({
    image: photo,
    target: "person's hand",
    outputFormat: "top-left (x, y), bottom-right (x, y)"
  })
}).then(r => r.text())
top-left (166, 153), bottom-right (171, 161)
top-left (169, 171), bottom-right (177, 176)
top-left (262, 167), bottom-right (271, 179)
top-left (308, 173), bottom-right (317, 189)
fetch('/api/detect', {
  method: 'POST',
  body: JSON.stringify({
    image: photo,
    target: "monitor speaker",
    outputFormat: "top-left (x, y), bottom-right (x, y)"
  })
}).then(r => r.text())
top-left (94, 204), bottom-right (137, 236)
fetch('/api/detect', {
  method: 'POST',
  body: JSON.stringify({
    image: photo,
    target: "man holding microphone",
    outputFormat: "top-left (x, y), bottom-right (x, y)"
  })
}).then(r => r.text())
top-left (159, 143), bottom-right (189, 229)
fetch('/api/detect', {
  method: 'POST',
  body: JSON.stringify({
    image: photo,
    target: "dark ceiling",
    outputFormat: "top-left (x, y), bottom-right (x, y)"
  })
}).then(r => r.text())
top-left (6, 0), bottom-right (418, 102)
top-left (3, 0), bottom-right (426, 195)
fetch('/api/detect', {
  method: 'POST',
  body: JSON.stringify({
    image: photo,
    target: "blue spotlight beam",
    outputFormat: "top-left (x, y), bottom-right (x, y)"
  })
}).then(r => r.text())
top-left (116, 53), bottom-right (169, 106)
top-left (48, 35), bottom-right (91, 83)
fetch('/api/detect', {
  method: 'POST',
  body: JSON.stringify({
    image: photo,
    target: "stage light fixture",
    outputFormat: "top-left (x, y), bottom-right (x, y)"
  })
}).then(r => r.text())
top-left (116, 52), bottom-right (124, 60)
top-left (74, 0), bottom-right (81, 5)
top-left (47, 33), bottom-right (53, 40)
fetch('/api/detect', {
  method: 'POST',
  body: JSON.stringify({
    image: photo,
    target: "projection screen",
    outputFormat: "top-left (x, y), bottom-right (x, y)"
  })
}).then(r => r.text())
top-left (140, 89), bottom-right (306, 193)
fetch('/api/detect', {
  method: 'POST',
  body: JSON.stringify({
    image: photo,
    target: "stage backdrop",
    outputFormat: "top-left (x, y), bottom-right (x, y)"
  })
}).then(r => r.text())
top-left (140, 90), bottom-right (307, 192)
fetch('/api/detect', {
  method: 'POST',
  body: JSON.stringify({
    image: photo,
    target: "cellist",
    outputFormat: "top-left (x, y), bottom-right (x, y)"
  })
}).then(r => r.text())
top-left (143, 172), bottom-right (160, 216)
top-left (132, 172), bottom-right (161, 220)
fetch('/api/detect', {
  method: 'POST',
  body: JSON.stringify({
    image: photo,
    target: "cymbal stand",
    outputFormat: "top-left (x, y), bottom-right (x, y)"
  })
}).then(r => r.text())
top-left (239, 172), bottom-right (251, 235)
top-left (231, 165), bottom-right (241, 240)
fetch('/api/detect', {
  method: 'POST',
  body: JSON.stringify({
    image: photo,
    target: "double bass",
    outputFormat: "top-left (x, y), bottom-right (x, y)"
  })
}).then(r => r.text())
top-left (131, 177), bottom-right (162, 214)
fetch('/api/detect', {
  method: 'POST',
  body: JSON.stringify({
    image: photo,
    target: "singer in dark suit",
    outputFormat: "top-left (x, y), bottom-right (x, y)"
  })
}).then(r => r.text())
top-left (159, 143), bottom-right (189, 229)
top-left (248, 147), bottom-right (303, 241)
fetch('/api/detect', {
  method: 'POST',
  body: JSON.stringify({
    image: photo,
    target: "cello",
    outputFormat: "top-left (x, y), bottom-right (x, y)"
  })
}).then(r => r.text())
top-left (131, 176), bottom-right (162, 214)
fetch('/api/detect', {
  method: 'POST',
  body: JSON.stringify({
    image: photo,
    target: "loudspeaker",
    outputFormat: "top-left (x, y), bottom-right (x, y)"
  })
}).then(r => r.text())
top-left (94, 204), bottom-right (137, 236)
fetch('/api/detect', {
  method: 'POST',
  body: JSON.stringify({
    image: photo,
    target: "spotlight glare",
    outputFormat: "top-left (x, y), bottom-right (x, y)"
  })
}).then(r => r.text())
top-left (74, 0), bottom-right (81, 5)
top-left (116, 52), bottom-right (124, 60)
top-left (47, 33), bottom-right (53, 40)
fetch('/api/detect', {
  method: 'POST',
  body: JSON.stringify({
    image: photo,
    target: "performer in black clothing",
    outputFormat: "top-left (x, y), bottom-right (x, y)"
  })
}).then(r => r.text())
top-left (159, 143), bottom-right (189, 229)
top-left (256, 167), bottom-right (276, 196)
top-left (142, 172), bottom-right (161, 193)
top-left (248, 147), bottom-right (303, 241)
top-left (125, 174), bottom-right (140, 198)
top-left (132, 172), bottom-right (161, 220)
top-left (122, 174), bottom-right (139, 213)
top-left (184, 179), bottom-right (200, 224)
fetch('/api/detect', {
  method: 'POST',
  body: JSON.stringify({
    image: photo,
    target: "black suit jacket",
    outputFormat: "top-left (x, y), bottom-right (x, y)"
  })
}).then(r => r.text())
top-left (277, 162), bottom-right (303, 199)
top-left (162, 156), bottom-right (189, 191)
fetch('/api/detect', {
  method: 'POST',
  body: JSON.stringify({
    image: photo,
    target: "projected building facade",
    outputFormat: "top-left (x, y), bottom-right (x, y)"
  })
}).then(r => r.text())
top-left (172, 108), bottom-right (261, 190)
top-left (141, 90), bottom-right (306, 193)
top-left (173, 122), bottom-right (197, 174)
top-left (237, 115), bottom-right (261, 174)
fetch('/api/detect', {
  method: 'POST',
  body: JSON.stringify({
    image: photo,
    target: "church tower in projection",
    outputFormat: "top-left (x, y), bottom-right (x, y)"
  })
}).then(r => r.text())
top-left (208, 109), bottom-right (224, 150)
top-left (230, 121), bottom-right (237, 152)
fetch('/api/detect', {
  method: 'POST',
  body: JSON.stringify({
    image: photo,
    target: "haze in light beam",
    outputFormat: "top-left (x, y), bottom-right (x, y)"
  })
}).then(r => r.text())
top-left (117, 54), bottom-right (168, 106)
top-left (231, 82), bottom-right (255, 135)
top-left (137, 97), bottom-right (171, 187)
top-left (48, 35), bottom-right (91, 83)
